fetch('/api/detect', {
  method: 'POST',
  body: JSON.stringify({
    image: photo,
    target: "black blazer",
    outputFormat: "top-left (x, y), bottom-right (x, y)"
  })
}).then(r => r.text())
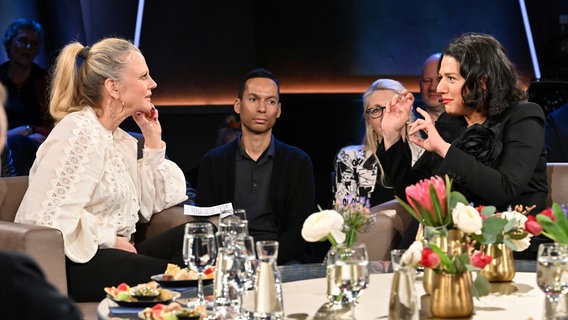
top-left (380, 102), bottom-right (548, 212)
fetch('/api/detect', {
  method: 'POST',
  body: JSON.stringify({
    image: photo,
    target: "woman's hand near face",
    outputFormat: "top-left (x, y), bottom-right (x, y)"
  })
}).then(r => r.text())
top-left (381, 90), bottom-right (414, 149)
top-left (408, 108), bottom-right (451, 157)
top-left (133, 105), bottom-right (163, 149)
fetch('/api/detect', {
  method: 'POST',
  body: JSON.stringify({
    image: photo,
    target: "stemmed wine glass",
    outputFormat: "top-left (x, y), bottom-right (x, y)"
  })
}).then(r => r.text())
top-left (183, 222), bottom-right (217, 309)
top-left (537, 243), bottom-right (568, 319)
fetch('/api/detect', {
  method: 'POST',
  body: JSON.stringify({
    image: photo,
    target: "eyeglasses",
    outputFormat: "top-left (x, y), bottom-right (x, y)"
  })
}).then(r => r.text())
top-left (365, 105), bottom-right (385, 119)
top-left (14, 37), bottom-right (39, 48)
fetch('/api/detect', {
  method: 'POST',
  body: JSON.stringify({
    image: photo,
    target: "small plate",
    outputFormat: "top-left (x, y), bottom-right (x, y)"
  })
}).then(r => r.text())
top-left (151, 274), bottom-right (214, 288)
top-left (108, 289), bottom-right (180, 308)
top-left (138, 308), bottom-right (201, 320)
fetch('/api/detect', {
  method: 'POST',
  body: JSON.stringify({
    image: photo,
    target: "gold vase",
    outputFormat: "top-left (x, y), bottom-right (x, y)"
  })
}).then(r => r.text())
top-left (430, 272), bottom-right (474, 318)
top-left (480, 243), bottom-right (516, 282)
top-left (423, 227), bottom-right (466, 294)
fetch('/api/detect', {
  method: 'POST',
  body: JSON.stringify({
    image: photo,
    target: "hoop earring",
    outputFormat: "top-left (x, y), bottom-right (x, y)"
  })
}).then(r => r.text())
top-left (109, 98), bottom-right (125, 119)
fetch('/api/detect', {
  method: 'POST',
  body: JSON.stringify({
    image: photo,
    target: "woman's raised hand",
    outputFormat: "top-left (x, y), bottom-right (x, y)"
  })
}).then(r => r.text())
top-left (408, 108), bottom-right (451, 158)
top-left (381, 89), bottom-right (414, 149)
top-left (133, 105), bottom-right (163, 149)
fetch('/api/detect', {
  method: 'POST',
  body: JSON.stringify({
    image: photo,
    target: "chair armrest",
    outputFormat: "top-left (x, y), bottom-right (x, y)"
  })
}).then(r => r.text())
top-left (135, 205), bottom-right (194, 241)
top-left (0, 221), bottom-right (67, 294)
top-left (355, 199), bottom-right (412, 261)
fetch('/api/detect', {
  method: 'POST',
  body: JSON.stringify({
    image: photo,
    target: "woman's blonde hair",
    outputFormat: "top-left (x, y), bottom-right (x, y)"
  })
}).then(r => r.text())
top-left (361, 78), bottom-right (407, 187)
top-left (49, 38), bottom-right (140, 122)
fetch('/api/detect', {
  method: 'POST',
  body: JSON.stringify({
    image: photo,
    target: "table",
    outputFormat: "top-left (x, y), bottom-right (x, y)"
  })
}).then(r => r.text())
top-left (281, 272), bottom-right (544, 319)
top-left (98, 260), bottom-right (542, 319)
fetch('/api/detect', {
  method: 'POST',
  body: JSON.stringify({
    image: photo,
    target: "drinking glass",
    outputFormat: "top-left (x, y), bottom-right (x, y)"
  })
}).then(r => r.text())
top-left (234, 234), bottom-right (257, 291)
top-left (537, 243), bottom-right (568, 319)
top-left (328, 243), bottom-right (369, 305)
top-left (219, 209), bottom-right (248, 237)
top-left (183, 222), bottom-right (217, 308)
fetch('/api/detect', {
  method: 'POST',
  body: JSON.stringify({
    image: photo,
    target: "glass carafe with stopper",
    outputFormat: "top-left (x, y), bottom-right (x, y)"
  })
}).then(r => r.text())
top-left (252, 240), bottom-right (284, 320)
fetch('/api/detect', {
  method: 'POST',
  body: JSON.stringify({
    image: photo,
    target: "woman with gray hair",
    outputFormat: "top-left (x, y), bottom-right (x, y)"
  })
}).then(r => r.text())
top-left (334, 79), bottom-right (416, 208)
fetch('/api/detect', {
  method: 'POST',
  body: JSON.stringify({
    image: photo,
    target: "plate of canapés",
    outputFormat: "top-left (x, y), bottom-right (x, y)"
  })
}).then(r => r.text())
top-left (138, 302), bottom-right (202, 320)
top-left (104, 281), bottom-right (180, 308)
top-left (150, 264), bottom-right (215, 288)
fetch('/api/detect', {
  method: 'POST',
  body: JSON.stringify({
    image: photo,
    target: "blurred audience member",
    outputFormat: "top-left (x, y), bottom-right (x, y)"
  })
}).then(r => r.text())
top-left (216, 114), bottom-right (241, 146)
top-left (413, 53), bottom-right (444, 122)
top-left (1, 18), bottom-right (53, 175)
top-left (544, 102), bottom-right (568, 162)
top-left (197, 68), bottom-right (315, 265)
top-left (0, 84), bottom-right (16, 176)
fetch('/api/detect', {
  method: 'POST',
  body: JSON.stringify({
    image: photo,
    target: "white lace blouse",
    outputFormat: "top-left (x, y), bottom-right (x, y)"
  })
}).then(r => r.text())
top-left (15, 107), bottom-right (188, 263)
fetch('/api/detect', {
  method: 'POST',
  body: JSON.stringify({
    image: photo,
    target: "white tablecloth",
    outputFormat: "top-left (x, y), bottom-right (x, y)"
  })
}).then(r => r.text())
top-left (280, 272), bottom-right (544, 319)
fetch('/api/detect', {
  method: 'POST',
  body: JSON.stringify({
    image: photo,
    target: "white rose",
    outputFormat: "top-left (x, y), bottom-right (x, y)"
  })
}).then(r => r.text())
top-left (501, 210), bottom-right (528, 230)
top-left (508, 235), bottom-right (531, 252)
top-left (301, 210), bottom-right (346, 244)
top-left (401, 241), bottom-right (423, 267)
top-left (452, 203), bottom-right (483, 234)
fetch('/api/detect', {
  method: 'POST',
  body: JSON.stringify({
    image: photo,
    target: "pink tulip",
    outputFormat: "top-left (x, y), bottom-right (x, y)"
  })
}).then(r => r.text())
top-left (405, 176), bottom-right (447, 223)
top-left (470, 250), bottom-right (492, 269)
top-left (524, 215), bottom-right (542, 236)
top-left (420, 247), bottom-right (441, 269)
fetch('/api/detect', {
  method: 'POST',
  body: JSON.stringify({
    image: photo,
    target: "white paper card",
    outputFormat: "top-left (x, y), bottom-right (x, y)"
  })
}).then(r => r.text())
top-left (183, 203), bottom-right (233, 216)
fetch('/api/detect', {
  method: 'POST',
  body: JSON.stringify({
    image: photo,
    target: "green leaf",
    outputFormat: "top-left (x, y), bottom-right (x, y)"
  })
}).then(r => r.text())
top-left (429, 185), bottom-right (445, 225)
top-left (480, 206), bottom-right (497, 217)
top-left (472, 273), bottom-right (491, 298)
top-left (429, 243), bottom-right (456, 274)
top-left (502, 218), bottom-right (517, 233)
top-left (453, 254), bottom-right (470, 274)
top-left (395, 195), bottom-right (423, 223)
top-left (482, 217), bottom-right (508, 238)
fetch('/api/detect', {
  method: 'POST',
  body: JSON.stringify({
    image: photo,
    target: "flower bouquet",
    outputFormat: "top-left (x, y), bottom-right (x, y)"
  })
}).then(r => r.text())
top-left (396, 175), bottom-right (491, 303)
top-left (301, 197), bottom-right (377, 248)
top-left (301, 198), bottom-right (377, 305)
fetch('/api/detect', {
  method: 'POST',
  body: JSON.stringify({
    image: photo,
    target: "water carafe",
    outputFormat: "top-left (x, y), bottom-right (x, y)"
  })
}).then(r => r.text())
top-left (252, 240), bottom-right (284, 319)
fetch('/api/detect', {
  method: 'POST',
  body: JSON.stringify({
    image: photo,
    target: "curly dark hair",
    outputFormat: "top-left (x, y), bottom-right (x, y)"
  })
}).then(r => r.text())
top-left (441, 33), bottom-right (527, 117)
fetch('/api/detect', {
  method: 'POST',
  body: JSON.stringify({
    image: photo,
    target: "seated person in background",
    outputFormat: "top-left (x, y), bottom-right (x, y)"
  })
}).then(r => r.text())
top-left (15, 38), bottom-right (188, 302)
top-left (335, 79), bottom-right (413, 207)
top-left (378, 33), bottom-right (548, 258)
top-left (0, 84), bottom-right (16, 177)
top-left (1, 18), bottom-right (53, 175)
top-left (197, 68), bottom-right (316, 265)
top-left (413, 53), bottom-right (445, 123)
top-left (544, 102), bottom-right (568, 162)
top-left (216, 114), bottom-right (241, 146)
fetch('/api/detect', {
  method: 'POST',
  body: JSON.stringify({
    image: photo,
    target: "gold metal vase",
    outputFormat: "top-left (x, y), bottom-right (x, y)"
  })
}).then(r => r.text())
top-left (430, 272), bottom-right (474, 318)
top-left (480, 243), bottom-right (516, 282)
top-left (422, 227), bottom-right (466, 294)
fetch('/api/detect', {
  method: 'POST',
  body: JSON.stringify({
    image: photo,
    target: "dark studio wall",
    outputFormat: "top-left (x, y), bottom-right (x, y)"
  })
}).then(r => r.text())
top-left (1, 0), bottom-right (568, 210)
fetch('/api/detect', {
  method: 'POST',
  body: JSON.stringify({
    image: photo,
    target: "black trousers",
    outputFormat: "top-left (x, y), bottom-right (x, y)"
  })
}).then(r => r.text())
top-left (66, 222), bottom-right (187, 302)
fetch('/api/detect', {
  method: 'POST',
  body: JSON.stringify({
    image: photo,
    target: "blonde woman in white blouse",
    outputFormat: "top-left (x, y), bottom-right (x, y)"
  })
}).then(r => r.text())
top-left (15, 38), bottom-right (188, 302)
